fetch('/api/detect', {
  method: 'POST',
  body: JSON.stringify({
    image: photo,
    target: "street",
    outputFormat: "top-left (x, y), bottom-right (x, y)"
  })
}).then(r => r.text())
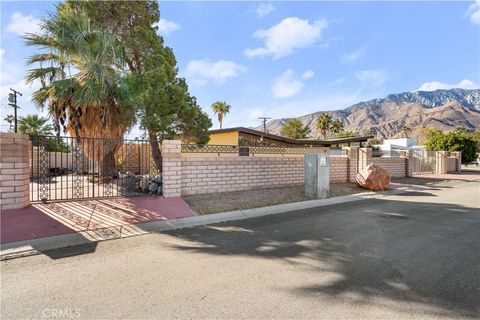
top-left (1, 181), bottom-right (479, 319)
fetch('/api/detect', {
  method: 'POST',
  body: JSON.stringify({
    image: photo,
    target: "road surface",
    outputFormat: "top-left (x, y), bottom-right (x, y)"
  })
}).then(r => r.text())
top-left (2, 181), bottom-right (479, 319)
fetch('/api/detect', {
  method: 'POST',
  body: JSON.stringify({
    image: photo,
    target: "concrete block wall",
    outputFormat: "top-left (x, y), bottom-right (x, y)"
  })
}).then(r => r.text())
top-left (435, 151), bottom-right (448, 174)
top-left (1, 133), bottom-right (31, 210)
top-left (181, 156), bottom-right (305, 196)
top-left (447, 152), bottom-right (461, 172)
top-left (161, 142), bottom-right (417, 198)
top-left (161, 140), bottom-right (182, 197)
top-left (370, 157), bottom-right (407, 178)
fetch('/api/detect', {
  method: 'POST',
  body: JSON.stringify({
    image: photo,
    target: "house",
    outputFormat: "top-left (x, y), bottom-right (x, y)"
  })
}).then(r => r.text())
top-left (379, 138), bottom-right (425, 157)
top-left (207, 127), bottom-right (372, 148)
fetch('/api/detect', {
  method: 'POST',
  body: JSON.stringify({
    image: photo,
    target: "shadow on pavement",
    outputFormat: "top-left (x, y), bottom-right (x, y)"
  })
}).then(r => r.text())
top-left (162, 197), bottom-right (480, 318)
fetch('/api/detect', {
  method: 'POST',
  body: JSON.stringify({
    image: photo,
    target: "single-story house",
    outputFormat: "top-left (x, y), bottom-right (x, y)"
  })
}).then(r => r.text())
top-left (208, 127), bottom-right (373, 148)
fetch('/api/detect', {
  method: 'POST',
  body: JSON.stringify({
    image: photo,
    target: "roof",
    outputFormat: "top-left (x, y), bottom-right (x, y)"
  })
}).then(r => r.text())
top-left (208, 127), bottom-right (373, 146)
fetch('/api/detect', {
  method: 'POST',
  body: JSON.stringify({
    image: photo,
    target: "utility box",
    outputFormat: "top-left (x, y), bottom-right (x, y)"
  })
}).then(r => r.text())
top-left (305, 152), bottom-right (330, 199)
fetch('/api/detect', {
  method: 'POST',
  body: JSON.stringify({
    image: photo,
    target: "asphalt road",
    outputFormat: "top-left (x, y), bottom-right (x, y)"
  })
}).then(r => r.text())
top-left (1, 181), bottom-right (479, 319)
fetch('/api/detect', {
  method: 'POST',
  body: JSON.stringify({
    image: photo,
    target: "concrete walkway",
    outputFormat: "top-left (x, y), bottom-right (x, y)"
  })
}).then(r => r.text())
top-left (1, 197), bottom-right (195, 244)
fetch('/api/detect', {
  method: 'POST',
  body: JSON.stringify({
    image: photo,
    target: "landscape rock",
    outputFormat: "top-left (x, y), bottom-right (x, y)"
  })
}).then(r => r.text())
top-left (356, 164), bottom-right (390, 191)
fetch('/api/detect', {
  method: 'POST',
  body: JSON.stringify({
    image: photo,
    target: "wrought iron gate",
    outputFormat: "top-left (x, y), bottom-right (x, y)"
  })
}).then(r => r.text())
top-left (411, 149), bottom-right (436, 174)
top-left (30, 136), bottom-right (161, 202)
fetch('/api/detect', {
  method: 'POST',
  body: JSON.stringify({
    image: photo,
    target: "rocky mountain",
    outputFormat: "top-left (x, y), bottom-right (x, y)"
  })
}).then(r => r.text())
top-left (257, 88), bottom-right (480, 139)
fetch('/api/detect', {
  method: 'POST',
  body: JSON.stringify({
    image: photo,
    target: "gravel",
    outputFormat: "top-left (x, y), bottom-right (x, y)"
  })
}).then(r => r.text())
top-left (184, 183), bottom-right (367, 215)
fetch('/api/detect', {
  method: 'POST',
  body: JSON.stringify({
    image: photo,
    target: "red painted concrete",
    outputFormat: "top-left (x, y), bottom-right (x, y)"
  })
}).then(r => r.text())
top-left (1, 197), bottom-right (195, 244)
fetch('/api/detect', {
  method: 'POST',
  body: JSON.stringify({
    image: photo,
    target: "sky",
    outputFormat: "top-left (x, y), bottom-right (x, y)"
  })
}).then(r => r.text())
top-left (1, 0), bottom-right (479, 135)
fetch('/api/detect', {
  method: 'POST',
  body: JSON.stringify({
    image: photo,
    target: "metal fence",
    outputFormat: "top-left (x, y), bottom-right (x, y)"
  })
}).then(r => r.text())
top-left (30, 135), bottom-right (161, 202)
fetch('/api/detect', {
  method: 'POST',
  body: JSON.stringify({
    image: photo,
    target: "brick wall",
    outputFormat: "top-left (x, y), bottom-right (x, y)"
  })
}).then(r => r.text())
top-left (161, 141), bottom-right (415, 198)
top-left (370, 157), bottom-right (407, 178)
top-left (1, 133), bottom-right (31, 210)
top-left (181, 156), bottom-right (305, 195)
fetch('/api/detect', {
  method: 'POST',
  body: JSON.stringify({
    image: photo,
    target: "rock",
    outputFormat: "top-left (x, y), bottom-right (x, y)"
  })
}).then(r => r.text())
top-left (151, 175), bottom-right (162, 185)
top-left (139, 176), bottom-right (150, 192)
top-left (148, 182), bottom-right (159, 194)
top-left (356, 164), bottom-right (390, 191)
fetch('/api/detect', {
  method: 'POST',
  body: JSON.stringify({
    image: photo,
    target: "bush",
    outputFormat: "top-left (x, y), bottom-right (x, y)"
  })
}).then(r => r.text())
top-left (423, 127), bottom-right (478, 163)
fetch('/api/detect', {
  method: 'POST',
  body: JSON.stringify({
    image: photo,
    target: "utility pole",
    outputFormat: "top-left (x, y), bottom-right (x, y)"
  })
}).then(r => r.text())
top-left (258, 117), bottom-right (271, 133)
top-left (8, 88), bottom-right (22, 133)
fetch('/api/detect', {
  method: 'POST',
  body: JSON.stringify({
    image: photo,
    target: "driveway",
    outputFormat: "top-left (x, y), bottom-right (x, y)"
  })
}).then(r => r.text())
top-left (1, 181), bottom-right (479, 319)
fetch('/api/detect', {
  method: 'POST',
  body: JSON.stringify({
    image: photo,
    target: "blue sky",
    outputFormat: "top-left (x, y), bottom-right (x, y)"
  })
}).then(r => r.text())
top-left (1, 1), bottom-right (479, 134)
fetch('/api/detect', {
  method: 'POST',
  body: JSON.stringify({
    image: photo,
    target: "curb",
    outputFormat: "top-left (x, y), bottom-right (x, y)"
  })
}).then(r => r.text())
top-left (0, 186), bottom-right (416, 261)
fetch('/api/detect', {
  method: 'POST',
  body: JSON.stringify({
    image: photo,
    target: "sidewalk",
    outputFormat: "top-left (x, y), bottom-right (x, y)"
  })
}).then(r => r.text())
top-left (1, 197), bottom-right (195, 244)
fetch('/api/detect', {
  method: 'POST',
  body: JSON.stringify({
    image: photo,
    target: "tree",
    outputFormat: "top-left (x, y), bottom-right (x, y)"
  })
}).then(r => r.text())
top-left (330, 119), bottom-right (345, 136)
top-left (211, 101), bottom-right (231, 129)
top-left (71, 1), bottom-right (211, 171)
top-left (4, 114), bottom-right (14, 132)
top-left (25, 4), bottom-right (135, 179)
top-left (400, 125), bottom-right (412, 138)
top-left (423, 127), bottom-right (477, 163)
top-left (280, 119), bottom-right (310, 139)
top-left (335, 131), bottom-right (358, 138)
top-left (315, 113), bottom-right (332, 138)
top-left (18, 114), bottom-right (53, 137)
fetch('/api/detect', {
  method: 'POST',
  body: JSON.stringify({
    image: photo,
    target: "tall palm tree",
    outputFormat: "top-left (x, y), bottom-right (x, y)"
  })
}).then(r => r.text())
top-left (24, 5), bottom-right (134, 178)
top-left (330, 119), bottom-right (345, 136)
top-left (18, 114), bottom-right (53, 137)
top-left (211, 101), bottom-right (231, 129)
top-left (3, 114), bottom-right (14, 132)
top-left (315, 113), bottom-right (332, 138)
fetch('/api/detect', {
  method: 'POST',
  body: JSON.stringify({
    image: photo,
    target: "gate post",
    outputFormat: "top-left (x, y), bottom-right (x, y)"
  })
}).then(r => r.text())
top-left (345, 146), bottom-right (359, 183)
top-left (161, 140), bottom-right (182, 198)
top-left (435, 151), bottom-right (448, 174)
top-left (0, 133), bottom-right (31, 210)
top-left (403, 150), bottom-right (413, 177)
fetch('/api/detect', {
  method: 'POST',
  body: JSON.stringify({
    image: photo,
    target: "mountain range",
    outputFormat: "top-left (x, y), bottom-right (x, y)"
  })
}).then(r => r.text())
top-left (256, 88), bottom-right (480, 139)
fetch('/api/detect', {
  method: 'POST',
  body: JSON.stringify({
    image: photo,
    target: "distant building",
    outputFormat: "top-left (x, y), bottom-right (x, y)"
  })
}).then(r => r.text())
top-left (379, 138), bottom-right (425, 157)
top-left (208, 127), bottom-right (372, 148)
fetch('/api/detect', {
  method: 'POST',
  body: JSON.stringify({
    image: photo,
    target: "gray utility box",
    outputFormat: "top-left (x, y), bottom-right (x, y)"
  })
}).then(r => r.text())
top-left (304, 152), bottom-right (330, 199)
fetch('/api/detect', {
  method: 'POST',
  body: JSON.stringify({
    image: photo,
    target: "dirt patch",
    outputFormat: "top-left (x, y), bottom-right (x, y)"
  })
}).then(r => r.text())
top-left (184, 183), bottom-right (367, 215)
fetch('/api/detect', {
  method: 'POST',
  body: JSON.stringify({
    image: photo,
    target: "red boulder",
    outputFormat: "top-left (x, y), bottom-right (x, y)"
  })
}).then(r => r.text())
top-left (356, 164), bottom-right (391, 191)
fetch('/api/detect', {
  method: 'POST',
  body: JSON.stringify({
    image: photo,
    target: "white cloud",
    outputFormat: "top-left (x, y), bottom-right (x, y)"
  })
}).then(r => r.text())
top-left (154, 19), bottom-right (180, 35)
top-left (244, 17), bottom-right (328, 59)
top-left (468, 0), bottom-right (480, 25)
top-left (416, 79), bottom-right (479, 91)
top-left (256, 3), bottom-right (275, 17)
top-left (302, 70), bottom-right (315, 79)
top-left (355, 70), bottom-right (389, 87)
top-left (184, 59), bottom-right (246, 85)
top-left (341, 47), bottom-right (366, 64)
top-left (6, 12), bottom-right (41, 35)
top-left (272, 69), bottom-right (314, 98)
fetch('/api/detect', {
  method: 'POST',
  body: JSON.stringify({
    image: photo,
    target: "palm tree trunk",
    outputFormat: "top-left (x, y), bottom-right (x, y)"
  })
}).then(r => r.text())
top-left (148, 131), bottom-right (162, 173)
top-left (99, 139), bottom-right (118, 181)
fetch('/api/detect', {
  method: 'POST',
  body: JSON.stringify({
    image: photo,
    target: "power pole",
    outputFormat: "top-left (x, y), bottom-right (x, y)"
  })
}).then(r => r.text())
top-left (258, 117), bottom-right (271, 133)
top-left (8, 88), bottom-right (22, 133)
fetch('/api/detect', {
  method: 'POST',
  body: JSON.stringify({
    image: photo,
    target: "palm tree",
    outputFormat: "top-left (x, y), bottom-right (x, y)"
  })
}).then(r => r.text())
top-left (24, 5), bottom-right (134, 178)
top-left (18, 114), bottom-right (53, 137)
top-left (315, 113), bottom-right (332, 138)
top-left (211, 101), bottom-right (231, 129)
top-left (280, 119), bottom-right (310, 139)
top-left (4, 114), bottom-right (14, 132)
top-left (330, 119), bottom-right (345, 136)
